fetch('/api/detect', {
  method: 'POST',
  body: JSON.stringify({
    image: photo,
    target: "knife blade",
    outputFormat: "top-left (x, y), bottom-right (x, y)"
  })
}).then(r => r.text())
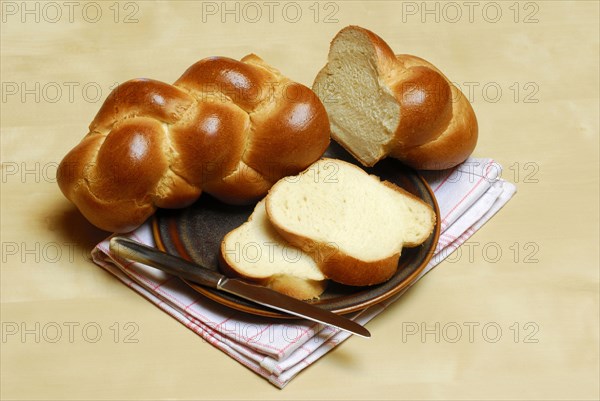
top-left (109, 236), bottom-right (370, 338)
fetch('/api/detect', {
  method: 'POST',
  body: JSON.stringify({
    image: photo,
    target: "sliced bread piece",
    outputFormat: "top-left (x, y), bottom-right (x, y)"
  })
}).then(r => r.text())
top-left (220, 199), bottom-right (327, 300)
top-left (265, 158), bottom-right (436, 286)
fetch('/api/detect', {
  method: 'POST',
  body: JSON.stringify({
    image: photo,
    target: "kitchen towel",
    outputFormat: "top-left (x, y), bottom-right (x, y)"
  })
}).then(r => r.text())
top-left (92, 157), bottom-right (516, 388)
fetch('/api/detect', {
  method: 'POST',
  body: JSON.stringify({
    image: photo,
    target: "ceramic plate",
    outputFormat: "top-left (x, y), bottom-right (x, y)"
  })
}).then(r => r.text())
top-left (152, 143), bottom-right (441, 317)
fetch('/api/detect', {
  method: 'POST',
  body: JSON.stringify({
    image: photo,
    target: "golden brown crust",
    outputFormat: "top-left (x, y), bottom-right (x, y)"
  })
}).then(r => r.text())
top-left (57, 55), bottom-right (330, 232)
top-left (204, 161), bottom-right (273, 205)
top-left (314, 26), bottom-right (478, 170)
top-left (320, 250), bottom-right (400, 287)
top-left (389, 54), bottom-right (478, 170)
top-left (89, 79), bottom-right (195, 133)
top-left (245, 83), bottom-right (331, 182)
top-left (266, 215), bottom-right (399, 287)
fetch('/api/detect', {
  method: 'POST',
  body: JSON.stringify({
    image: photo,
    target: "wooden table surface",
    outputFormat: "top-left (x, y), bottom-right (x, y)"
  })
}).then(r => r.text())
top-left (1, 1), bottom-right (598, 399)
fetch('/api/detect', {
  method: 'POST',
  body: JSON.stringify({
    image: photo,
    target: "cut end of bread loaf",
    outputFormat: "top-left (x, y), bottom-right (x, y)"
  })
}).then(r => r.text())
top-left (313, 26), bottom-right (478, 170)
top-left (265, 158), bottom-right (436, 286)
top-left (220, 199), bottom-right (326, 300)
top-left (313, 27), bottom-right (400, 167)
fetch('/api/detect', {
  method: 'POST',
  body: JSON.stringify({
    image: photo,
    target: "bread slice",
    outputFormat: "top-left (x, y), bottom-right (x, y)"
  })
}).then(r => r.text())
top-left (313, 26), bottom-right (478, 170)
top-left (265, 159), bottom-right (435, 286)
top-left (220, 199), bottom-right (327, 300)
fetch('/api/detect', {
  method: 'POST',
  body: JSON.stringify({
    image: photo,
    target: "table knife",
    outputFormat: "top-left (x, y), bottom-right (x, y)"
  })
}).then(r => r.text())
top-left (109, 237), bottom-right (370, 338)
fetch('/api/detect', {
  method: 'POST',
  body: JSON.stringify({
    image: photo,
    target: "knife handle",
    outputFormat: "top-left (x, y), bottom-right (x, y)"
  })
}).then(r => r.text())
top-left (109, 237), bottom-right (223, 289)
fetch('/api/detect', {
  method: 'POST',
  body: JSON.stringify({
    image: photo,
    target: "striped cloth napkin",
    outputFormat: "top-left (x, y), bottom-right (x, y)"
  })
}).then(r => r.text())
top-left (92, 157), bottom-right (516, 388)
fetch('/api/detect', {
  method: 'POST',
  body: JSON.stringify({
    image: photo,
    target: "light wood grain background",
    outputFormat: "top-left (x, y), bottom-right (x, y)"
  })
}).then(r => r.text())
top-left (1, 1), bottom-right (598, 399)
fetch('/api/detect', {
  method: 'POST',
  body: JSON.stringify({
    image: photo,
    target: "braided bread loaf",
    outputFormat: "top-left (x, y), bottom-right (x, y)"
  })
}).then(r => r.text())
top-left (313, 26), bottom-right (477, 170)
top-left (57, 54), bottom-right (330, 232)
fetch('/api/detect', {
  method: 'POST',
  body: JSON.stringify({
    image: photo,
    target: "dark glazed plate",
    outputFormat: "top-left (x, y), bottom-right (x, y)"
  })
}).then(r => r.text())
top-left (152, 143), bottom-right (441, 318)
